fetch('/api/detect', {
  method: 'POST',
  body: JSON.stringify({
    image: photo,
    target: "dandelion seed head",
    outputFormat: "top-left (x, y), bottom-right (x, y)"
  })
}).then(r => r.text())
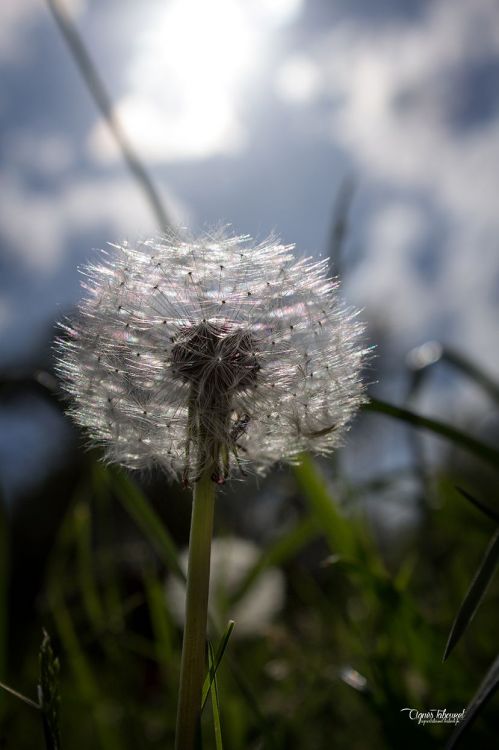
top-left (56, 230), bottom-right (368, 482)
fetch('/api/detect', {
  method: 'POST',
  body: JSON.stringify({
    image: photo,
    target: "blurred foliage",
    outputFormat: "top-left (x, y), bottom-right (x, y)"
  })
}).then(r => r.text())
top-left (1, 384), bottom-right (499, 748)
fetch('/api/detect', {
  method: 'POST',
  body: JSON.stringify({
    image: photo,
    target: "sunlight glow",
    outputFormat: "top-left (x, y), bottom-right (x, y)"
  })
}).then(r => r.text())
top-left (89, 0), bottom-right (303, 162)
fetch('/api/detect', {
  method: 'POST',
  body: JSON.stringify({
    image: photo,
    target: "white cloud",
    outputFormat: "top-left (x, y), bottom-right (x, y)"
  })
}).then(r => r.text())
top-left (5, 131), bottom-right (75, 175)
top-left (0, 0), bottom-right (86, 63)
top-left (275, 54), bottom-right (321, 104)
top-left (0, 170), bottom-right (188, 275)
top-left (307, 0), bottom-right (499, 370)
top-left (346, 203), bottom-right (432, 338)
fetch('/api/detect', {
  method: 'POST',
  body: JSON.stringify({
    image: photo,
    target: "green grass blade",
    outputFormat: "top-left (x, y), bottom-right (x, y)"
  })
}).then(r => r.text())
top-left (445, 654), bottom-right (499, 749)
top-left (51, 595), bottom-right (122, 750)
top-left (106, 467), bottom-right (185, 581)
top-left (226, 660), bottom-right (278, 750)
top-left (293, 454), bottom-right (357, 557)
top-left (231, 517), bottom-right (317, 605)
top-left (208, 643), bottom-right (223, 750)
top-left (365, 399), bottom-right (499, 470)
top-left (73, 501), bottom-right (106, 633)
top-left (202, 621), bottom-right (235, 711)
top-left (444, 528), bottom-right (499, 661)
top-left (142, 567), bottom-right (175, 677)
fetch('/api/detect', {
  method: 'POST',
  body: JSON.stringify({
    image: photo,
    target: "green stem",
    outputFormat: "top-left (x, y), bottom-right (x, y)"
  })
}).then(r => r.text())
top-left (175, 470), bottom-right (216, 750)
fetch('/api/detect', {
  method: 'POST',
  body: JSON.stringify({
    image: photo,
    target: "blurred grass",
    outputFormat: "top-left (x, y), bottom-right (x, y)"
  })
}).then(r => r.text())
top-left (2, 431), bottom-right (498, 748)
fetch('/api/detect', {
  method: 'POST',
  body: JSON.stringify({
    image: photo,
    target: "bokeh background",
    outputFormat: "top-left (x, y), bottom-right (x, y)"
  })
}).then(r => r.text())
top-left (1, 1), bottom-right (499, 748)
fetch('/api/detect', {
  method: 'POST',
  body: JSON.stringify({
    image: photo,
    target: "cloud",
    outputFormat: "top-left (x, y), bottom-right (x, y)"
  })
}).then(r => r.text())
top-left (0, 0), bottom-right (86, 63)
top-left (0, 163), bottom-right (189, 365)
top-left (0, 167), bottom-right (188, 275)
top-left (301, 0), bottom-right (499, 372)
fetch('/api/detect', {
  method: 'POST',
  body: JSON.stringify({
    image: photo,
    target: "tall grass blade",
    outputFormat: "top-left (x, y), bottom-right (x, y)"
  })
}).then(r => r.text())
top-left (208, 642), bottom-right (223, 750)
top-left (45, 0), bottom-right (172, 232)
top-left (202, 621), bottom-right (235, 711)
top-left (455, 486), bottom-right (499, 524)
top-left (51, 595), bottom-right (122, 750)
top-left (365, 399), bottom-right (499, 469)
top-left (73, 501), bottom-right (106, 633)
top-left (0, 680), bottom-right (39, 709)
top-left (445, 654), bottom-right (499, 749)
top-left (106, 467), bottom-right (185, 581)
top-left (444, 528), bottom-right (499, 661)
top-left (143, 566), bottom-right (175, 678)
top-left (38, 630), bottom-right (61, 750)
top-left (293, 454), bottom-right (357, 557)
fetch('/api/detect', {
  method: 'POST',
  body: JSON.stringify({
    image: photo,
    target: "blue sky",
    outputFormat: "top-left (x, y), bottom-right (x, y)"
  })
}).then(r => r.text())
top-left (1, 0), bottom-right (499, 498)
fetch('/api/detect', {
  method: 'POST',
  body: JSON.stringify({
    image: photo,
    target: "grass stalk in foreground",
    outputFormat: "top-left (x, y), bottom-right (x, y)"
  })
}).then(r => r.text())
top-left (175, 470), bottom-right (216, 750)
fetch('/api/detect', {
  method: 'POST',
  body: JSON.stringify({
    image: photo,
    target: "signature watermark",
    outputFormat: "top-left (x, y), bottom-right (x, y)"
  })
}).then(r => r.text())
top-left (400, 708), bottom-right (466, 726)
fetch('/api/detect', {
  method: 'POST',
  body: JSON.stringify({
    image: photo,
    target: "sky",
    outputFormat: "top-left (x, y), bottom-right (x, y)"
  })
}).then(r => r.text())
top-left (1, 0), bottom-right (499, 498)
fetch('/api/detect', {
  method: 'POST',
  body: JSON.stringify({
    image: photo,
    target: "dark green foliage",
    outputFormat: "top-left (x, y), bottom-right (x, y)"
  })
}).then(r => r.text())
top-left (2, 428), bottom-right (499, 749)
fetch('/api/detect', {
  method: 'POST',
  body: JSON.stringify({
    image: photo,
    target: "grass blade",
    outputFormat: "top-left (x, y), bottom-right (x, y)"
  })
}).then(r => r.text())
top-left (365, 398), bottom-right (499, 470)
top-left (443, 348), bottom-right (499, 405)
top-left (445, 654), bottom-right (499, 749)
top-left (39, 630), bottom-right (61, 750)
top-left (208, 642), bottom-right (223, 750)
top-left (105, 467), bottom-right (185, 581)
top-left (0, 680), bottom-right (39, 710)
top-left (46, 0), bottom-right (171, 232)
top-left (142, 567), bottom-right (175, 678)
top-left (51, 595), bottom-right (122, 750)
top-left (293, 454), bottom-right (357, 557)
top-left (444, 528), bottom-right (499, 661)
top-left (455, 486), bottom-right (499, 524)
top-left (202, 621), bottom-right (235, 711)
top-left (73, 501), bottom-right (106, 634)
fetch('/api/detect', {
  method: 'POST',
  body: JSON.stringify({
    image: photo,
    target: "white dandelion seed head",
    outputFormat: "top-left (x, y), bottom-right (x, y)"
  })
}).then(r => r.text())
top-left (56, 230), bottom-right (368, 482)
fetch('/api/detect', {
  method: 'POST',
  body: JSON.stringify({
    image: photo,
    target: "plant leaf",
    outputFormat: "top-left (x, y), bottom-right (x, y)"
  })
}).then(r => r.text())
top-left (0, 680), bottom-right (39, 710)
top-left (455, 486), bottom-right (499, 524)
top-left (445, 654), bottom-right (499, 749)
top-left (208, 642), bottom-right (223, 750)
top-left (106, 466), bottom-right (185, 581)
top-left (293, 454), bottom-right (357, 558)
top-left (38, 630), bottom-right (61, 750)
top-left (365, 399), bottom-right (499, 470)
top-left (202, 621), bottom-right (235, 711)
top-left (444, 528), bottom-right (499, 661)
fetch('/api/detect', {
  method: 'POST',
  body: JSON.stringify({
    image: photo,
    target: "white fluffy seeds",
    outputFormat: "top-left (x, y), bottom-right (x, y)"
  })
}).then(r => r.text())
top-left (57, 231), bottom-right (367, 482)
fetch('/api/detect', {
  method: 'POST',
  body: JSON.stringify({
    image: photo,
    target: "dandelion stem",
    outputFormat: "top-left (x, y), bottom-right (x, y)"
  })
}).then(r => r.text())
top-left (175, 470), bottom-right (216, 750)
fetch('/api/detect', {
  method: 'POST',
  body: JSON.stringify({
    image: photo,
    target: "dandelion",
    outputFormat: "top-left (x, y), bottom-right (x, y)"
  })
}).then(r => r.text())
top-left (57, 230), bottom-right (366, 483)
top-left (56, 229), bottom-right (367, 750)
